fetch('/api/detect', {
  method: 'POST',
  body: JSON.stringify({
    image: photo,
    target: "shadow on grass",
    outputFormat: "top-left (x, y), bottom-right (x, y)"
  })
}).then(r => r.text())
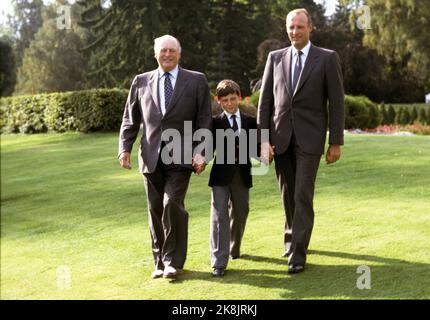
top-left (172, 250), bottom-right (430, 299)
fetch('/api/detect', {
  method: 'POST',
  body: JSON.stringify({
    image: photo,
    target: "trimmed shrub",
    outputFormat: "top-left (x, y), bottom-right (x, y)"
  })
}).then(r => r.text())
top-left (249, 90), bottom-right (260, 108)
top-left (387, 105), bottom-right (396, 124)
top-left (418, 108), bottom-right (427, 125)
top-left (410, 107), bottom-right (418, 123)
top-left (344, 95), bottom-right (380, 129)
top-left (400, 108), bottom-right (411, 125)
top-left (380, 103), bottom-right (388, 125)
top-left (0, 95), bottom-right (50, 133)
top-left (1, 89), bottom-right (128, 133)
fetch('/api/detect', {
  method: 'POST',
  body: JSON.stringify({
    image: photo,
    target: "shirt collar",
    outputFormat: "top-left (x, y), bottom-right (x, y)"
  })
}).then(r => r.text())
top-left (223, 109), bottom-right (241, 119)
top-left (292, 41), bottom-right (311, 58)
top-left (158, 65), bottom-right (179, 79)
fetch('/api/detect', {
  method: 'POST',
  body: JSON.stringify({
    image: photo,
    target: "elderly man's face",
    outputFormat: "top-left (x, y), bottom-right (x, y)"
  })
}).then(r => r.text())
top-left (155, 39), bottom-right (180, 72)
top-left (286, 12), bottom-right (312, 50)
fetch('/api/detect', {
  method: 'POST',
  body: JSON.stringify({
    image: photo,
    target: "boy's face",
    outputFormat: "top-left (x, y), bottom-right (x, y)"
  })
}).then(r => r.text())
top-left (217, 93), bottom-right (241, 114)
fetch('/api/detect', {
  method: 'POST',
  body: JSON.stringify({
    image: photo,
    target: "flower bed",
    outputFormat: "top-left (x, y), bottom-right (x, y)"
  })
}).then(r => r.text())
top-left (347, 124), bottom-right (430, 135)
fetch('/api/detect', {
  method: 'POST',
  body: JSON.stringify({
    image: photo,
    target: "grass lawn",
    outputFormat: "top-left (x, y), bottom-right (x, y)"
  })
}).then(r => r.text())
top-left (1, 132), bottom-right (429, 299)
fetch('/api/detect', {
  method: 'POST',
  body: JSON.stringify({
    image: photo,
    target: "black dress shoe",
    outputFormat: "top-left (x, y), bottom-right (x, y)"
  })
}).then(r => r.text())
top-left (230, 255), bottom-right (240, 260)
top-left (212, 268), bottom-right (225, 277)
top-left (288, 265), bottom-right (305, 274)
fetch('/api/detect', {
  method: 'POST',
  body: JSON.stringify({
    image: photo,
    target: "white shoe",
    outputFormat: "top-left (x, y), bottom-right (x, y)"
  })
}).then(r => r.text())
top-left (151, 269), bottom-right (164, 279)
top-left (163, 266), bottom-right (177, 278)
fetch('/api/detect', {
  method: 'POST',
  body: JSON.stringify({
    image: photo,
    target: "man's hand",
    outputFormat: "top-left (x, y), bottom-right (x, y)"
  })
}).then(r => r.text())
top-left (192, 154), bottom-right (206, 175)
top-left (260, 142), bottom-right (275, 165)
top-left (325, 144), bottom-right (341, 164)
top-left (119, 152), bottom-right (132, 169)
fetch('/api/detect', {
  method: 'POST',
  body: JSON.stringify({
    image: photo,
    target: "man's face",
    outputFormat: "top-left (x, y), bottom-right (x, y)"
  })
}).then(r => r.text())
top-left (286, 12), bottom-right (312, 50)
top-left (155, 39), bottom-right (180, 72)
top-left (217, 93), bottom-right (241, 114)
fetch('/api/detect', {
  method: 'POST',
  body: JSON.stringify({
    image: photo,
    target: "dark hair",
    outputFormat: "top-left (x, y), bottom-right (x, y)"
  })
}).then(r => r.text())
top-left (216, 79), bottom-right (241, 98)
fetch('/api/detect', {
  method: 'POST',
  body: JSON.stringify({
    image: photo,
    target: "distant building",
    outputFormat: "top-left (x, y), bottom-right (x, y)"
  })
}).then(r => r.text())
top-left (426, 93), bottom-right (430, 104)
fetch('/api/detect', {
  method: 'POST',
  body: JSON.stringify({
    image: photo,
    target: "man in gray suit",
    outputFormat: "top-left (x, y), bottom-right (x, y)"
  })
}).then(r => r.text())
top-left (258, 8), bottom-right (344, 273)
top-left (118, 35), bottom-right (212, 279)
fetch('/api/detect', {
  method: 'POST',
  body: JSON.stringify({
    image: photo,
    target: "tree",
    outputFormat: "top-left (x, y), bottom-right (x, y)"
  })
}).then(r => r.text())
top-left (7, 0), bottom-right (44, 66)
top-left (0, 36), bottom-right (17, 96)
top-left (206, 0), bottom-right (273, 95)
top-left (78, 0), bottom-right (166, 88)
top-left (14, 3), bottom-right (88, 94)
top-left (361, 0), bottom-right (430, 91)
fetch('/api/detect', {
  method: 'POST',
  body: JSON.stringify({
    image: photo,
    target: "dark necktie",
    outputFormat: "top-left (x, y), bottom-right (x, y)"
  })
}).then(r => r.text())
top-left (231, 114), bottom-right (239, 133)
top-left (164, 72), bottom-right (173, 108)
top-left (292, 50), bottom-right (303, 93)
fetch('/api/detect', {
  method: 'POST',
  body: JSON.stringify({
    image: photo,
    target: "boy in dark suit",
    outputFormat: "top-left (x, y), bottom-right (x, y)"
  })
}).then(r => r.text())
top-left (209, 80), bottom-right (257, 277)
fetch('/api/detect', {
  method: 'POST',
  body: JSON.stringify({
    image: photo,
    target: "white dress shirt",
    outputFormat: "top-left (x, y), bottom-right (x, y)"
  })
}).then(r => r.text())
top-left (291, 41), bottom-right (311, 94)
top-left (158, 65), bottom-right (179, 115)
top-left (224, 110), bottom-right (241, 134)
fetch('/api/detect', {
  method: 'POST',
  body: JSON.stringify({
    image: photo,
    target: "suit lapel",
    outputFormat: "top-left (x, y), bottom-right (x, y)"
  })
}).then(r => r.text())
top-left (221, 112), bottom-right (231, 129)
top-left (294, 44), bottom-right (319, 95)
top-left (164, 67), bottom-right (190, 116)
top-left (281, 47), bottom-right (293, 97)
top-left (148, 70), bottom-right (161, 112)
top-left (239, 112), bottom-right (249, 129)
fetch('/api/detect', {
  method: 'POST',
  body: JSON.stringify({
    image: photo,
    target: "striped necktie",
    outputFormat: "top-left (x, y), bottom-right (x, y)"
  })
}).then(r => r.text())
top-left (292, 50), bottom-right (303, 92)
top-left (164, 72), bottom-right (173, 108)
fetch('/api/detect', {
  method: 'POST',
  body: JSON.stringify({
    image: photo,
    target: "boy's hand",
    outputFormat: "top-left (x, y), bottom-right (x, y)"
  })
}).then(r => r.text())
top-left (192, 154), bottom-right (206, 175)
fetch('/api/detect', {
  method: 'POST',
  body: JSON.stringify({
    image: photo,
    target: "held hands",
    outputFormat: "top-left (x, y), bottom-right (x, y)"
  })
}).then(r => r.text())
top-left (119, 152), bottom-right (132, 169)
top-left (192, 154), bottom-right (206, 175)
top-left (119, 152), bottom-right (207, 173)
top-left (260, 142), bottom-right (275, 165)
top-left (325, 144), bottom-right (341, 164)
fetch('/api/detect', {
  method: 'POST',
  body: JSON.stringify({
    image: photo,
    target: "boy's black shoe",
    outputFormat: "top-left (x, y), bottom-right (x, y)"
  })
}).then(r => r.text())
top-left (212, 268), bottom-right (225, 277)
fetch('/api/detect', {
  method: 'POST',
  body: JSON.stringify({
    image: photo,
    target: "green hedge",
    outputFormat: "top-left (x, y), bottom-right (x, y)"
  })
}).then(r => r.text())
top-left (344, 95), bottom-right (381, 129)
top-left (249, 91), bottom-right (381, 129)
top-left (0, 88), bottom-right (128, 133)
top-left (2, 88), bottom-right (426, 134)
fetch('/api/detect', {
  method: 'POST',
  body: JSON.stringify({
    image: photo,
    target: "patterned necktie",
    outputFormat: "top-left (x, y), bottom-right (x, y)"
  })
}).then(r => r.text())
top-left (164, 72), bottom-right (173, 108)
top-left (292, 50), bottom-right (303, 93)
top-left (231, 114), bottom-right (239, 133)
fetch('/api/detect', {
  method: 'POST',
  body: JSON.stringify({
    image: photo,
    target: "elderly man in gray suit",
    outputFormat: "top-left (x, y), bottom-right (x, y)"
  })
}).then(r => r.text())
top-left (258, 8), bottom-right (345, 274)
top-left (118, 35), bottom-right (212, 279)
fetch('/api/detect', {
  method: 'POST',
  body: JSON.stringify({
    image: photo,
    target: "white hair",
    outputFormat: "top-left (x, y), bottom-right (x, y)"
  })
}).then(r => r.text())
top-left (153, 35), bottom-right (182, 55)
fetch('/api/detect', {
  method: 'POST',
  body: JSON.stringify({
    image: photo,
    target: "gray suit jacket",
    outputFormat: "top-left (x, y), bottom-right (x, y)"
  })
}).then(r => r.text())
top-left (258, 44), bottom-right (344, 155)
top-left (118, 66), bottom-right (212, 173)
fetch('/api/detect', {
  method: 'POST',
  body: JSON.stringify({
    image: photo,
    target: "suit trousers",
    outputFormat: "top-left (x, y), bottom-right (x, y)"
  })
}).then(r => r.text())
top-left (274, 133), bottom-right (321, 267)
top-left (210, 168), bottom-right (249, 268)
top-left (143, 157), bottom-right (192, 270)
